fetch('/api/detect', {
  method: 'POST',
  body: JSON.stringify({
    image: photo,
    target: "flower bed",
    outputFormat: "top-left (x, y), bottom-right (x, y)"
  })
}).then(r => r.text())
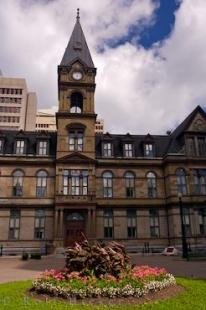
top-left (32, 265), bottom-right (176, 299)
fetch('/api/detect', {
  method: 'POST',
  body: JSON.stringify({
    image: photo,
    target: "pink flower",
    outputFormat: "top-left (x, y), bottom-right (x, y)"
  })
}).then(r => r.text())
top-left (132, 265), bottom-right (167, 279)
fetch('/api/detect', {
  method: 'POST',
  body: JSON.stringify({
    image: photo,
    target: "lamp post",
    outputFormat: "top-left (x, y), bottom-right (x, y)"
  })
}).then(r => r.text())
top-left (178, 193), bottom-right (188, 259)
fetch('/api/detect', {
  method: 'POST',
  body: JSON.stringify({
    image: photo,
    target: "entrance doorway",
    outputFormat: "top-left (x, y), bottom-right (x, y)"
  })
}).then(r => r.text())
top-left (65, 212), bottom-right (86, 247)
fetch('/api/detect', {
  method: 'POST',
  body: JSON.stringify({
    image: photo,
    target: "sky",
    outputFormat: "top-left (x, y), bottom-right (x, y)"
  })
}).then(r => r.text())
top-left (0, 0), bottom-right (206, 134)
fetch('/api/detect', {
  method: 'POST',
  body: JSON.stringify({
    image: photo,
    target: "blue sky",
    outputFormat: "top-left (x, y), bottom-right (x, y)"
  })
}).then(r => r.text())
top-left (106, 0), bottom-right (182, 49)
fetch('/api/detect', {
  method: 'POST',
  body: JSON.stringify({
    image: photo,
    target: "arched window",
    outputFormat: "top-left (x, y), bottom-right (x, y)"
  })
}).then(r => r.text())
top-left (125, 172), bottom-right (135, 197)
top-left (147, 172), bottom-right (157, 198)
top-left (36, 170), bottom-right (48, 197)
top-left (70, 92), bottom-right (83, 113)
top-left (12, 170), bottom-right (24, 196)
top-left (102, 171), bottom-right (113, 198)
top-left (176, 168), bottom-right (187, 195)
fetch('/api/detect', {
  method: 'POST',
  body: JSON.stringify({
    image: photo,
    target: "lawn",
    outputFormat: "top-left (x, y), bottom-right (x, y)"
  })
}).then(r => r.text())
top-left (0, 278), bottom-right (205, 310)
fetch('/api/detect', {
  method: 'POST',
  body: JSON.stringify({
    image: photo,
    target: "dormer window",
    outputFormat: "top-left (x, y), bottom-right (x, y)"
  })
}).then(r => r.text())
top-left (69, 129), bottom-right (83, 151)
top-left (15, 140), bottom-right (25, 155)
top-left (37, 141), bottom-right (48, 156)
top-left (103, 142), bottom-right (112, 157)
top-left (144, 143), bottom-right (154, 157)
top-left (70, 92), bottom-right (83, 113)
top-left (124, 143), bottom-right (133, 157)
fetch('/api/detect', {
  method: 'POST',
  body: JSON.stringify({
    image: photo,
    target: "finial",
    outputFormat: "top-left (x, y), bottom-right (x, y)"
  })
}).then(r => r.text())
top-left (76, 8), bottom-right (80, 21)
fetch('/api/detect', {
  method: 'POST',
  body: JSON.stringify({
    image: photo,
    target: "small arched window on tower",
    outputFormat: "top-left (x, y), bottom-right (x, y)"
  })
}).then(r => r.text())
top-left (70, 92), bottom-right (83, 113)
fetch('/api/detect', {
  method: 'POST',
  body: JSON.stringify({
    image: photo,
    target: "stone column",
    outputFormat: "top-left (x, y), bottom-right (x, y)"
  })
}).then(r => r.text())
top-left (91, 209), bottom-right (96, 238)
top-left (87, 209), bottom-right (92, 238)
top-left (54, 210), bottom-right (59, 239)
top-left (59, 209), bottom-right (64, 238)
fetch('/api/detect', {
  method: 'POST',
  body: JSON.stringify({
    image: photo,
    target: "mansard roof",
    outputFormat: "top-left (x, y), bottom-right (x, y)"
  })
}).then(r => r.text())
top-left (0, 130), bottom-right (56, 156)
top-left (95, 134), bottom-right (171, 157)
top-left (60, 12), bottom-right (94, 68)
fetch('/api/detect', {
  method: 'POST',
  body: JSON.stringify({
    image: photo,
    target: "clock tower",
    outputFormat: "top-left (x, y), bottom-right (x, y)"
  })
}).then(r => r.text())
top-left (56, 9), bottom-right (96, 159)
top-left (54, 10), bottom-right (97, 247)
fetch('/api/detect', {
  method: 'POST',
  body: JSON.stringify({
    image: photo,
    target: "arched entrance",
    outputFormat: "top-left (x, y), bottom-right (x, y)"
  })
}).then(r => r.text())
top-left (64, 212), bottom-right (86, 247)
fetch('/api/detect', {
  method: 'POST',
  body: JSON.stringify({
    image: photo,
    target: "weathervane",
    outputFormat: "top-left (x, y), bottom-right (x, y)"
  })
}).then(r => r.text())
top-left (77, 8), bottom-right (80, 21)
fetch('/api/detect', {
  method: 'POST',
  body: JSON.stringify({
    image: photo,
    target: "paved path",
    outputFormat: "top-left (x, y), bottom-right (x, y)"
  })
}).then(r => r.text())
top-left (0, 254), bottom-right (206, 283)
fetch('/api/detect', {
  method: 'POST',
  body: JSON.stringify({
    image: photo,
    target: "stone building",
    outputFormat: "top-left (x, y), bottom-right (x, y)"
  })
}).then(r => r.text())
top-left (0, 13), bottom-right (205, 253)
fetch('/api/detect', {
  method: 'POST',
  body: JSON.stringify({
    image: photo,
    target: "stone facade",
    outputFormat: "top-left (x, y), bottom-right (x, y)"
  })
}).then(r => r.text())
top-left (0, 14), bottom-right (205, 253)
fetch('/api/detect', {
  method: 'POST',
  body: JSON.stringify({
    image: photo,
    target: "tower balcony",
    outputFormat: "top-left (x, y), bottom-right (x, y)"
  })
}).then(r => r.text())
top-left (55, 192), bottom-right (96, 205)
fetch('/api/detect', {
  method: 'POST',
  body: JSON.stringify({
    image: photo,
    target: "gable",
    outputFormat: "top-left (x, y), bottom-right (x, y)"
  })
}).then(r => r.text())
top-left (56, 152), bottom-right (96, 164)
top-left (187, 112), bottom-right (206, 132)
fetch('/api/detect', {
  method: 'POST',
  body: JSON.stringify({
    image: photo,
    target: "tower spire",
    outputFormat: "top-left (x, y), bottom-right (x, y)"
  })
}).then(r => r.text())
top-left (60, 9), bottom-right (94, 68)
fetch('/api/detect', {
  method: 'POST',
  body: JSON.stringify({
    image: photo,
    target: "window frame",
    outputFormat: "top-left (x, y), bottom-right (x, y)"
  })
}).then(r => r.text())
top-left (176, 168), bottom-right (187, 195)
top-left (34, 209), bottom-right (46, 240)
top-left (104, 209), bottom-right (114, 238)
top-left (36, 170), bottom-right (48, 198)
top-left (63, 170), bottom-right (88, 196)
top-left (102, 142), bottom-right (113, 157)
top-left (127, 209), bottom-right (137, 238)
top-left (149, 209), bottom-right (160, 238)
top-left (15, 139), bottom-right (25, 155)
top-left (9, 209), bottom-right (20, 240)
top-left (123, 143), bottom-right (133, 158)
top-left (12, 170), bottom-right (24, 197)
top-left (69, 129), bottom-right (84, 152)
top-left (102, 171), bottom-right (113, 198)
top-left (144, 143), bottom-right (154, 158)
top-left (147, 172), bottom-right (157, 198)
top-left (37, 140), bottom-right (49, 156)
top-left (125, 171), bottom-right (135, 198)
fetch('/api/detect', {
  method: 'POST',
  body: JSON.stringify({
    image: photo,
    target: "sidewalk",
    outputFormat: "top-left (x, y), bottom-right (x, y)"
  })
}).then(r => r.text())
top-left (0, 254), bottom-right (206, 284)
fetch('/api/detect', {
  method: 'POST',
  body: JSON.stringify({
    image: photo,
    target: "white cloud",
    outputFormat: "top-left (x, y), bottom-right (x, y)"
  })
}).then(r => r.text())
top-left (1, 0), bottom-right (206, 134)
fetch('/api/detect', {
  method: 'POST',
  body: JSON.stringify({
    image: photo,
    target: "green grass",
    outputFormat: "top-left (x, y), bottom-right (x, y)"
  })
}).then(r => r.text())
top-left (0, 278), bottom-right (205, 309)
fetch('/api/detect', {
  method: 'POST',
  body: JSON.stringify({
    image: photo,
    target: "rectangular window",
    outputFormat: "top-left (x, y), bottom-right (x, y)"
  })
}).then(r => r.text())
top-left (15, 140), bottom-right (25, 155)
top-left (127, 209), bottom-right (137, 238)
top-left (103, 142), bottom-right (112, 157)
top-left (187, 137), bottom-right (196, 156)
top-left (124, 143), bottom-right (133, 157)
top-left (38, 141), bottom-right (48, 155)
top-left (144, 144), bottom-right (154, 157)
top-left (193, 169), bottom-right (206, 195)
top-left (125, 175), bottom-right (135, 198)
top-left (104, 209), bottom-right (113, 238)
top-left (69, 130), bottom-right (83, 151)
top-left (63, 170), bottom-right (88, 195)
top-left (183, 208), bottom-right (191, 237)
top-left (34, 209), bottom-right (45, 240)
top-left (9, 209), bottom-right (20, 240)
top-left (149, 209), bottom-right (159, 238)
top-left (103, 175), bottom-right (113, 198)
top-left (198, 209), bottom-right (206, 235)
top-left (197, 137), bottom-right (206, 157)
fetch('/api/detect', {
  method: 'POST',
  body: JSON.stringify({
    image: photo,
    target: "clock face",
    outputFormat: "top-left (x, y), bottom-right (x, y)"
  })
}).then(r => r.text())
top-left (72, 71), bottom-right (82, 80)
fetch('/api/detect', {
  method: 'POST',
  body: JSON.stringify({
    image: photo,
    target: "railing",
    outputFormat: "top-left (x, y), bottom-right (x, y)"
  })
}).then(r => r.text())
top-left (56, 192), bottom-right (96, 203)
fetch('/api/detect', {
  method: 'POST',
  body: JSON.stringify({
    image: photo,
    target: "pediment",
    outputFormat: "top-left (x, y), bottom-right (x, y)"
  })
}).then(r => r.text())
top-left (57, 152), bottom-right (96, 163)
top-left (187, 112), bottom-right (206, 132)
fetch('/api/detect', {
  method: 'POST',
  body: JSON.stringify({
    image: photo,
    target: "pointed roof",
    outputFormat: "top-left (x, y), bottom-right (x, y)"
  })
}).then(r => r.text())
top-left (171, 105), bottom-right (206, 138)
top-left (60, 9), bottom-right (94, 68)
